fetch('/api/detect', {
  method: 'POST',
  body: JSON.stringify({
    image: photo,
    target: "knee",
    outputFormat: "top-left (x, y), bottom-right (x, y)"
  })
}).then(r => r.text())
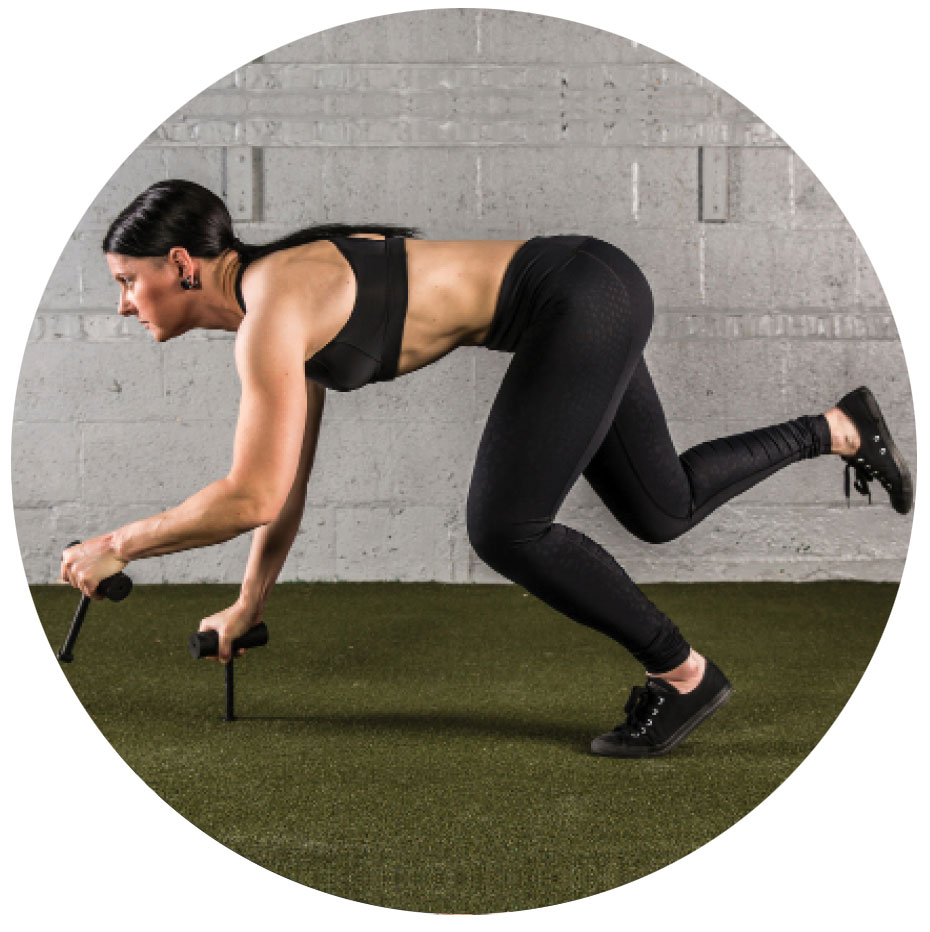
top-left (466, 504), bottom-right (549, 568)
top-left (466, 516), bottom-right (510, 570)
top-left (592, 493), bottom-right (687, 545)
top-left (639, 527), bottom-right (682, 546)
top-left (465, 498), bottom-right (495, 563)
top-left (626, 518), bottom-right (687, 546)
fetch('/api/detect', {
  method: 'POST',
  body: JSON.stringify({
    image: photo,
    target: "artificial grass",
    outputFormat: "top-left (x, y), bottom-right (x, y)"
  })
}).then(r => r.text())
top-left (32, 581), bottom-right (894, 913)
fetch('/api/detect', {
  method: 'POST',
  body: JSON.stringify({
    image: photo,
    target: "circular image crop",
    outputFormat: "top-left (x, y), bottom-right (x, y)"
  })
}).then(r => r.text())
top-left (15, 7), bottom-right (915, 916)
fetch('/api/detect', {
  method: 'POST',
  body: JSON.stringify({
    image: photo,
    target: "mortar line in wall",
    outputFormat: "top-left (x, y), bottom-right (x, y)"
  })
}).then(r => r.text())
top-left (151, 143), bottom-right (793, 153)
top-left (471, 350), bottom-right (477, 425)
top-left (630, 159), bottom-right (639, 221)
top-left (249, 60), bottom-right (687, 68)
top-left (252, 147), bottom-right (264, 220)
top-left (79, 423), bottom-right (85, 504)
top-left (475, 152), bottom-right (483, 219)
top-left (698, 225), bottom-right (706, 305)
top-left (697, 146), bottom-right (704, 221)
top-left (779, 324), bottom-right (790, 406)
top-left (321, 154), bottom-right (329, 222)
top-left (853, 240), bottom-right (861, 303)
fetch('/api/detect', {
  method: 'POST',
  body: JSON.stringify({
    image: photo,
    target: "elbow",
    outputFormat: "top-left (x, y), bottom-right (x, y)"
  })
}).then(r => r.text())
top-left (248, 496), bottom-right (285, 528)
top-left (224, 480), bottom-right (284, 529)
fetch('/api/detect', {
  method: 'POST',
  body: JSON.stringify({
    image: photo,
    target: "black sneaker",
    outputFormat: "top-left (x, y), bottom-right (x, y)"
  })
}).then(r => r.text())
top-left (836, 386), bottom-right (913, 515)
top-left (591, 659), bottom-right (732, 758)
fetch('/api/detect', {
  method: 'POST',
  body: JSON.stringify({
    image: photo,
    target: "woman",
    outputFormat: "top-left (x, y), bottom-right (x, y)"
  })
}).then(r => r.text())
top-left (60, 179), bottom-right (912, 758)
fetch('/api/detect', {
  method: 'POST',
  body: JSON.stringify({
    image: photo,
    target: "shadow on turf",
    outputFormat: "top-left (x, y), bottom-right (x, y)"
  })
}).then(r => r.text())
top-left (226, 709), bottom-right (718, 757)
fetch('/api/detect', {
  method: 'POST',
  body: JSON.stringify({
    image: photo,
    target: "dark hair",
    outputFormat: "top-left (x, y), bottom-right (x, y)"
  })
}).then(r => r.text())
top-left (102, 179), bottom-right (420, 263)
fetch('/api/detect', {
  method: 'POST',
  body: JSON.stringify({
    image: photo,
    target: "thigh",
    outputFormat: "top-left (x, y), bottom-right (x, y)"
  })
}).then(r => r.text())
top-left (582, 357), bottom-right (693, 543)
top-left (468, 248), bottom-right (652, 536)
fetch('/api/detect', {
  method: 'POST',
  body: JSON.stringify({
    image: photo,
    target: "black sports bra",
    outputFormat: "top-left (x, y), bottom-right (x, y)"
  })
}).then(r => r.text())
top-left (233, 236), bottom-right (409, 392)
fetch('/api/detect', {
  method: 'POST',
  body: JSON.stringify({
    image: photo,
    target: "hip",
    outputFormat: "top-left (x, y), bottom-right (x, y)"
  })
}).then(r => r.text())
top-left (482, 235), bottom-right (652, 353)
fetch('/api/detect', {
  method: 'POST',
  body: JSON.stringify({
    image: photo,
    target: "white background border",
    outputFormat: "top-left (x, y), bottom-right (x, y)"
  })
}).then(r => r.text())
top-left (3, 2), bottom-right (926, 927)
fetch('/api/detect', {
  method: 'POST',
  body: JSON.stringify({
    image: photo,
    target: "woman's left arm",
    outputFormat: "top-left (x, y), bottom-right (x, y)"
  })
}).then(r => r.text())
top-left (61, 295), bottom-right (311, 599)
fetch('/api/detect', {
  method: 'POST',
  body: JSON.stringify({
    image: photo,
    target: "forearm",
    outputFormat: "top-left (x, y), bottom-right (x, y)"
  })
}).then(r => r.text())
top-left (238, 479), bottom-right (309, 611)
top-left (111, 477), bottom-right (267, 562)
top-left (237, 380), bottom-right (325, 610)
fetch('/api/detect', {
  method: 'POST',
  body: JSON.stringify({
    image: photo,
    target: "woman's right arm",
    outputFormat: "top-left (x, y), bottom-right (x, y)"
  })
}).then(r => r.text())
top-left (199, 378), bottom-right (325, 659)
top-left (239, 378), bottom-right (325, 616)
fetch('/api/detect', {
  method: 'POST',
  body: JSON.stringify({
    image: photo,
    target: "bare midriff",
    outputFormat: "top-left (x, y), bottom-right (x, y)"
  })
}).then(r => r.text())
top-left (263, 236), bottom-right (528, 378)
top-left (397, 237), bottom-right (528, 374)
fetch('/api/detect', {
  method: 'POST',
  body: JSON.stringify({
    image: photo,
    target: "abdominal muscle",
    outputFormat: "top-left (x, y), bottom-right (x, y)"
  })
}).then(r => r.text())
top-left (290, 236), bottom-right (528, 379)
top-left (397, 238), bottom-right (526, 375)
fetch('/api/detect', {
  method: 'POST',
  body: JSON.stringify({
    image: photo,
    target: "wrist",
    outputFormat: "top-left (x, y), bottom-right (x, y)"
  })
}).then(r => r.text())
top-left (237, 585), bottom-right (265, 613)
top-left (107, 528), bottom-right (131, 563)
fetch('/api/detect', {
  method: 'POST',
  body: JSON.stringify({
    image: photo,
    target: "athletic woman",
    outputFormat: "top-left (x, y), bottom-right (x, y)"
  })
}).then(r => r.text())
top-left (60, 179), bottom-right (913, 758)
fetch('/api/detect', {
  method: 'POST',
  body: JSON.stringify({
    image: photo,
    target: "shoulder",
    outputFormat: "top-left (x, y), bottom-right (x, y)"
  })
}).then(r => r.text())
top-left (239, 244), bottom-right (349, 318)
top-left (234, 245), bottom-right (349, 363)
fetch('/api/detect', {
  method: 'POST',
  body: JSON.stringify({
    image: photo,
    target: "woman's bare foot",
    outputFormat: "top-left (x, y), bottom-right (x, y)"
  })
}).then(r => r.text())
top-left (824, 407), bottom-right (861, 456)
top-left (649, 649), bottom-right (706, 694)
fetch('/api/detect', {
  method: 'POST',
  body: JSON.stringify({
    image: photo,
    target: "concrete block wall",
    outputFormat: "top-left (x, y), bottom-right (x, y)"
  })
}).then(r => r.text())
top-left (13, 9), bottom-right (914, 584)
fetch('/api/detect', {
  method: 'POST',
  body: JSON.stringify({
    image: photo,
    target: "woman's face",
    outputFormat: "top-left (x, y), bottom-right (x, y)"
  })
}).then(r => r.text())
top-left (105, 253), bottom-right (193, 341)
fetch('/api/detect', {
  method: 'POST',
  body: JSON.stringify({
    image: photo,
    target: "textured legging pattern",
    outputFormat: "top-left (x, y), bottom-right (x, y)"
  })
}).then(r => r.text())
top-left (468, 236), bottom-right (832, 673)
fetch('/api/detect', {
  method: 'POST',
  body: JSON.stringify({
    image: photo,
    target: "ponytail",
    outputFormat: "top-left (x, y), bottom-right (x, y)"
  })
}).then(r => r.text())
top-left (103, 179), bottom-right (420, 261)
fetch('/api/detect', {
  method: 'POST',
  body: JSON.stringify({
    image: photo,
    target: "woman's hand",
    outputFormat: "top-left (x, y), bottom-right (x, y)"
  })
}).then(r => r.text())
top-left (199, 596), bottom-right (264, 664)
top-left (60, 536), bottom-right (127, 600)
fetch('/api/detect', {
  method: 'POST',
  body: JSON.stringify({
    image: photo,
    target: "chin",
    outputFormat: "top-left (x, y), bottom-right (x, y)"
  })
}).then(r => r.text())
top-left (150, 324), bottom-right (181, 342)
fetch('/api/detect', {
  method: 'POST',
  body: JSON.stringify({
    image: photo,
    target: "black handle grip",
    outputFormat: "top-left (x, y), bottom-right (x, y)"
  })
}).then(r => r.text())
top-left (188, 622), bottom-right (269, 659)
top-left (96, 573), bottom-right (132, 602)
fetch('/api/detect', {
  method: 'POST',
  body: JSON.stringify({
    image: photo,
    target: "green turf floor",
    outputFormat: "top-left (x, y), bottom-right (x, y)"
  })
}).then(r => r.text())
top-left (33, 580), bottom-right (894, 913)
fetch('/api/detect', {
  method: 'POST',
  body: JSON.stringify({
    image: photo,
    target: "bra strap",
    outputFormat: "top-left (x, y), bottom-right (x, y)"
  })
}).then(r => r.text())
top-left (376, 237), bottom-right (408, 381)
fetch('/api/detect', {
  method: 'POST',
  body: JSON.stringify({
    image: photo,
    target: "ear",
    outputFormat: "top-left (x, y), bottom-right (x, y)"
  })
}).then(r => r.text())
top-left (168, 246), bottom-right (196, 279)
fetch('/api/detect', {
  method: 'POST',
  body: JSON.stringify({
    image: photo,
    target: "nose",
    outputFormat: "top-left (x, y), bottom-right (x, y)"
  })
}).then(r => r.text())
top-left (118, 292), bottom-right (135, 316)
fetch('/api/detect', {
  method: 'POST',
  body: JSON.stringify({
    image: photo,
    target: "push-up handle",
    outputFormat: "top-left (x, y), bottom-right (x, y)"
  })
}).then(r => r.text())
top-left (188, 622), bottom-right (269, 660)
top-left (58, 540), bottom-right (133, 663)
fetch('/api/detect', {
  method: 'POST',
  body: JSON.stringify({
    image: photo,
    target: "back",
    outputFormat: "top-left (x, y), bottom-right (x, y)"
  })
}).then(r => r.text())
top-left (234, 235), bottom-right (408, 392)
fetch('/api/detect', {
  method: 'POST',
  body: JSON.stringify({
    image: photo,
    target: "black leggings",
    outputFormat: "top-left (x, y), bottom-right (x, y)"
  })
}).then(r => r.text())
top-left (467, 236), bottom-right (832, 673)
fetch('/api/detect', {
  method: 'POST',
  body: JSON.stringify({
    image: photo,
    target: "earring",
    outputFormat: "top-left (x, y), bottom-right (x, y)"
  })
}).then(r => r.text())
top-left (180, 275), bottom-right (200, 290)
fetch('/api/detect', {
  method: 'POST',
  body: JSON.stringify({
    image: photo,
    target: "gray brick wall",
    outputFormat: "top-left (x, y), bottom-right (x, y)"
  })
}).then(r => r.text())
top-left (12, 9), bottom-right (914, 584)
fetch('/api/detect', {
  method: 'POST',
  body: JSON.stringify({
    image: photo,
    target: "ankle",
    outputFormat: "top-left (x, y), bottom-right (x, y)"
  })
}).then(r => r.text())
top-left (649, 650), bottom-right (706, 694)
top-left (824, 407), bottom-right (860, 456)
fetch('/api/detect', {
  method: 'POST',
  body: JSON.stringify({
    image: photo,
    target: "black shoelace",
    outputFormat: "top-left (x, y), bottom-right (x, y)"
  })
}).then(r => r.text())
top-left (613, 683), bottom-right (665, 738)
top-left (844, 460), bottom-right (893, 507)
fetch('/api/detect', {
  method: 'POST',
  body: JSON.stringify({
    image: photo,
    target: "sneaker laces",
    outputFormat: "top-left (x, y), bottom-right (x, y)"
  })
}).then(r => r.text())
top-left (843, 458), bottom-right (894, 508)
top-left (613, 682), bottom-right (665, 738)
top-left (844, 461), bottom-right (872, 506)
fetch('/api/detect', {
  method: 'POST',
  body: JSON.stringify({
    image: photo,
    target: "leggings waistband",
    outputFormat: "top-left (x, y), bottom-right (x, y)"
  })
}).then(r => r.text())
top-left (482, 235), bottom-right (590, 353)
